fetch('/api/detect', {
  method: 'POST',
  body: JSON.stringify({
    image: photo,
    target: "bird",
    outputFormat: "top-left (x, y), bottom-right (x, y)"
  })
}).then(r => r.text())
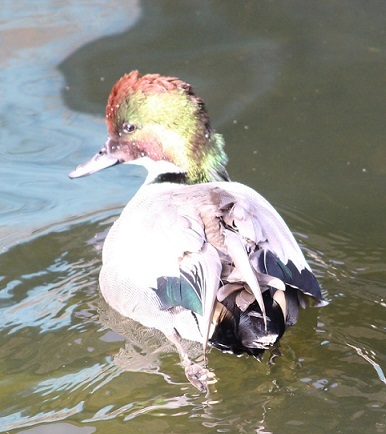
top-left (69, 70), bottom-right (323, 391)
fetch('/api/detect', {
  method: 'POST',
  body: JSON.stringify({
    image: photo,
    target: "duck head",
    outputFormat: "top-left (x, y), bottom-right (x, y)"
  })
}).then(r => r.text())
top-left (69, 70), bottom-right (229, 184)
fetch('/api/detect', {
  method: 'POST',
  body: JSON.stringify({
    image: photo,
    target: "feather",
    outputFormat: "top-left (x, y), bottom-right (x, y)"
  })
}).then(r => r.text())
top-left (98, 180), bottom-right (323, 386)
top-left (235, 289), bottom-right (255, 312)
top-left (223, 229), bottom-right (267, 330)
top-left (217, 283), bottom-right (244, 302)
top-left (155, 273), bottom-right (202, 314)
top-left (179, 243), bottom-right (221, 353)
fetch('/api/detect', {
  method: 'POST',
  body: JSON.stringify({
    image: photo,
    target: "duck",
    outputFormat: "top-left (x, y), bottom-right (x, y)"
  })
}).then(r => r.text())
top-left (69, 70), bottom-right (323, 391)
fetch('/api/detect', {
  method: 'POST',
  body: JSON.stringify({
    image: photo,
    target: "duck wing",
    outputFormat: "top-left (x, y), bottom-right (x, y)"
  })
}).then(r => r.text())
top-left (194, 182), bottom-right (323, 355)
top-left (100, 181), bottom-right (322, 362)
top-left (206, 182), bottom-right (323, 302)
top-left (100, 183), bottom-right (222, 351)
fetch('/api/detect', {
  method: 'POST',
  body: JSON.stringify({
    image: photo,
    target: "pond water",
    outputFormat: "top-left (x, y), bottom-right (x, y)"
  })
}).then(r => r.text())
top-left (1, 1), bottom-right (385, 433)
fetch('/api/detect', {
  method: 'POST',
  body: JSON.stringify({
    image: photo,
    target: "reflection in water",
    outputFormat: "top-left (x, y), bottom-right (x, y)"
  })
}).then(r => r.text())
top-left (346, 343), bottom-right (386, 385)
top-left (3, 405), bottom-right (87, 434)
top-left (1, 199), bottom-right (385, 432)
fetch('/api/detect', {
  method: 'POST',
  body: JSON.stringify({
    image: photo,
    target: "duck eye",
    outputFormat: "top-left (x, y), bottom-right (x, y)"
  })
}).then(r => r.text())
top-left (122, 123), bottom-right (136, 134)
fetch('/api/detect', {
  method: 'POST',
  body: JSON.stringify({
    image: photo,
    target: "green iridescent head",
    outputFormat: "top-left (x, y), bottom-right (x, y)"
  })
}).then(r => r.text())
top-left (69, 71), bottom-right (229, 184)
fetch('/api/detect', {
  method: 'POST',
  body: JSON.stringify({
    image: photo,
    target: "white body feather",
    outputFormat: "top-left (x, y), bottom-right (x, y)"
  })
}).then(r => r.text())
top-left (100, 181), bottom-right (314, 343)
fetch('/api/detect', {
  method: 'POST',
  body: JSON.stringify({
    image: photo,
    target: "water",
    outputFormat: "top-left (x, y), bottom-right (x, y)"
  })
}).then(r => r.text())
top-left (1, 1), bottom-right (385, 432)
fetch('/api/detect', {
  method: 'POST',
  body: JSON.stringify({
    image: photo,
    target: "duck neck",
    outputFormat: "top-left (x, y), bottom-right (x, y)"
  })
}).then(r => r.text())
top-left (186, 132), bottom-right (230, 184)
top-left (153, 172), bottom-right (189, 184)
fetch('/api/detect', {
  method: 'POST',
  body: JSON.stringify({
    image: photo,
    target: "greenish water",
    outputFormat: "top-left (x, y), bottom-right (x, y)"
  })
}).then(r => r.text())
top-left (1, 1), bottom-right (385, 433)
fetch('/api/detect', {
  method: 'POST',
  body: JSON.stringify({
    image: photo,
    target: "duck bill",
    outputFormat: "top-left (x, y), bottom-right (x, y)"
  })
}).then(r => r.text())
top-left (69, 145), bottom-right (120, 179)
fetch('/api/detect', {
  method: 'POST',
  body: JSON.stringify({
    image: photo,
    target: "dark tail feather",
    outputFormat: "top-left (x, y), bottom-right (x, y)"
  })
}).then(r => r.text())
top-left (210, 290), bottom-right (287, 358)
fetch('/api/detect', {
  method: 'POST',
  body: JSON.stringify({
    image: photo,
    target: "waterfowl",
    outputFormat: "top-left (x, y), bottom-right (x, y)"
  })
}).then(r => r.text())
top-left (69, 71), bottom-right (323, 391)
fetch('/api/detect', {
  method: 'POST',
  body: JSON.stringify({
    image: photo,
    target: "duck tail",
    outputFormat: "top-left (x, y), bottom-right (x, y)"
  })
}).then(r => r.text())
top-left (210, 287), bottom-right (300, 358)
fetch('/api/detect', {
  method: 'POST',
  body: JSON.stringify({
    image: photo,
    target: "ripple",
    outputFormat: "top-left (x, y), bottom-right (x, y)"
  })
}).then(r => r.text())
top-left (346, 342), bottom-right (386, 386)
top-left (0, 404), bottom-right (86, 433)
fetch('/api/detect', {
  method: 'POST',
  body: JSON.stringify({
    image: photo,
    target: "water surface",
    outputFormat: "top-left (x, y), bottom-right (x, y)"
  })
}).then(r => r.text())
top-left (1, 1), bottom-right (385, 433)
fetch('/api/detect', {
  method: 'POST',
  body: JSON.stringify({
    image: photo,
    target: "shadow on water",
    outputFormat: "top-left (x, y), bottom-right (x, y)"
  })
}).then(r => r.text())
top-left (58, 1), bottom-right (284, 126)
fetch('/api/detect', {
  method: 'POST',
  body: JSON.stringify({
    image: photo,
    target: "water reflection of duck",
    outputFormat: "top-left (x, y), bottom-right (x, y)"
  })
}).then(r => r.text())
top-left (69, 71), bottom-right (323, 391)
